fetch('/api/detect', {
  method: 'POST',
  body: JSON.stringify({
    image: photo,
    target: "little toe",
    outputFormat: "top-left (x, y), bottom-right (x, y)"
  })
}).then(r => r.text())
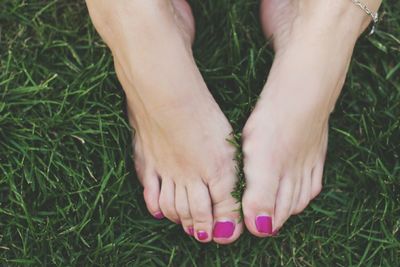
top-left (311, 160), bottom-right (324, 199)
top-left (311, 129), bottom-right (327, 199)
top-left (159, 178), bottom-right (180, 223)
top-left (186, 181), bottom-right (213, 243)
top-left (141, 169), bottom-right (163, 219)
top-left (175, 184), bottom-right (194, 236)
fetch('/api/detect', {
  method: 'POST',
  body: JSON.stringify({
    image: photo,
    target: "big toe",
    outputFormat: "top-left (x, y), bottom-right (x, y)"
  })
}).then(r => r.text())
top-left (208, 171), bottom-right (243, 244)
top-left (242, 156), bottom-right (280, 237)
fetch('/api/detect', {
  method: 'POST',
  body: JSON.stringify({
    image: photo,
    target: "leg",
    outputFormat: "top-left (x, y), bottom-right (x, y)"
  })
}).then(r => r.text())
top-left (85, 0), bottom-right (242, 244)
top-left (242, 0), bottom-right (382, 236)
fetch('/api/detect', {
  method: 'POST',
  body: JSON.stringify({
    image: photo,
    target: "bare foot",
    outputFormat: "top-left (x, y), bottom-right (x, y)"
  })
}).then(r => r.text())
top-left (86, 0), bottom-right (242, 244)
top-left (242, 0), bottom-right (380, 236)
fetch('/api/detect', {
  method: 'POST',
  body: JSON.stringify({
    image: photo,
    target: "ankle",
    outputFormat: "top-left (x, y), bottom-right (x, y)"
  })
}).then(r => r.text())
top-left (295, 0), bottom-right (381, 42)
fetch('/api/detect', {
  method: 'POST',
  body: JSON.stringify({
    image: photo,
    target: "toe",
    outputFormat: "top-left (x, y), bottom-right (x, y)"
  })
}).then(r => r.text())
top-left (159, 178), bottom-right (180, 223)
top-left (186, 180), bottom-right (213, 243)
top-left (311, 129), bottom-right (327, 199)
top-left (311, 160), bottom-right (324, 199)
top-left (142, 169), bottom-right (163, 219)
top-left (175, 185), bottom-right (194, 236)
top-left (208, 170), bottom-right (242, 244)
top-left (293, 174), bottom-right (312, 215)
top-left (272, 176), bottom-right (295, 232)
top-left (242, 161), bottom-right (280, 237)
top-left (289, 176), bottom-right (302, 215)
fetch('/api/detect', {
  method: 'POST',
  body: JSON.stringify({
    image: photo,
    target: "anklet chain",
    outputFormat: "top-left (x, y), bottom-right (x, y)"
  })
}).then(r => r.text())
top-left (351, 0), bottom-right (379, 35)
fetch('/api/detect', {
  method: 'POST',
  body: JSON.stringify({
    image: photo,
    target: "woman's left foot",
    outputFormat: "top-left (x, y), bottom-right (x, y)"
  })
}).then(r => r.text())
top-left (242, 0), bottom-right (377, 236)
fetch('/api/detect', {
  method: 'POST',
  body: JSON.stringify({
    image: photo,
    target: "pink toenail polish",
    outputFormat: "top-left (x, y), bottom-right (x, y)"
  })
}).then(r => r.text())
top-left (255, 215), bottom-right (272, 234)
top-left (153, 211), bottom-right (164, 220)
top-left (188, 226), bottom-right (194, 236)
top-left (197, 230), bottom-right (208, 241)
top-left (213, 221), bottom-right (235, 238)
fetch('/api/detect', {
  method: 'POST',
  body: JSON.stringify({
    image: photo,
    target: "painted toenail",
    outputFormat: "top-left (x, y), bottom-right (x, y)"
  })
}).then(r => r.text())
top-left (188, 226), bottom-right (194, 236)
top-left (196, 230), bottom-right (208, 241)
top-left (153, 211), bottom-right (164, 220)
top-left (255, 215), bottom-right (272, 234)
top-left (213, 221), bottom-right (235, 238)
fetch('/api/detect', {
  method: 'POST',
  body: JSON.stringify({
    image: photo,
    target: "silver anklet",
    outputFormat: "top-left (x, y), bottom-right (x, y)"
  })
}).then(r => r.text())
top-left (351, 0), bottom-right (379, 35)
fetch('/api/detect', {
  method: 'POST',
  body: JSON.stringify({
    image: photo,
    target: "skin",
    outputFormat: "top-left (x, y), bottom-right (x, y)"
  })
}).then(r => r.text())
top-left (242, 0), bottom-right (382, 236)
top-left (86, 0), bottom-right (242, 244)
top-left (86, 0), bottom-right (382, 243)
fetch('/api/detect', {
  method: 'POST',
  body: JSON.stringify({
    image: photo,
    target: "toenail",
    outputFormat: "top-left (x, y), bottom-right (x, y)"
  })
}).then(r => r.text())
top-left (213, 221), bottom-right (235, 239)
top-left (255, 215), bottom-right (272, 234)
top-left (196, 230), bottom-right (208, 241)
top-left (153, 211), bottom-right (164, 220)
top-left (187, 226), bottom-right (194, 236)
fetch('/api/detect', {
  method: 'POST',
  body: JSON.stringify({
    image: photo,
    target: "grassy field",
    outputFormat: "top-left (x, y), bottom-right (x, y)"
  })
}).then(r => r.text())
top-left (1, 0), bottom-right (399, 266)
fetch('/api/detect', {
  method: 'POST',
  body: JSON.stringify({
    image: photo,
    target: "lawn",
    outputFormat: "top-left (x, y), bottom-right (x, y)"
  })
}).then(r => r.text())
top-left (0, 0), bottom-right (399, 266)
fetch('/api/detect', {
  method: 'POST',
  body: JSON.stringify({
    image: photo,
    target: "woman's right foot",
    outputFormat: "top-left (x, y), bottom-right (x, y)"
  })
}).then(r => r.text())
top-left (86, 0), bottom-right (242, 244)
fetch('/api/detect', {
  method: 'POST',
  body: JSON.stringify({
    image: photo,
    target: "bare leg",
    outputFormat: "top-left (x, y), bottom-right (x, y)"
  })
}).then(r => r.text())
top-left (85, 0), bottom-right (242, 244)
top-left (242, 0), bottom-right (382, 236)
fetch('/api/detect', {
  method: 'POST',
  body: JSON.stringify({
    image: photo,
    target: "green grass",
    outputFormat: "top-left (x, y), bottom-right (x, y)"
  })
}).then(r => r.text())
top-left (1, 0), bottom-right (399, 266)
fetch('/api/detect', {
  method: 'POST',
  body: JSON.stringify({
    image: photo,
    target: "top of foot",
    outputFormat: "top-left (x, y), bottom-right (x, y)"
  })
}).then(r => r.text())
top-left (86, 0), bottom-right (243, 244)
